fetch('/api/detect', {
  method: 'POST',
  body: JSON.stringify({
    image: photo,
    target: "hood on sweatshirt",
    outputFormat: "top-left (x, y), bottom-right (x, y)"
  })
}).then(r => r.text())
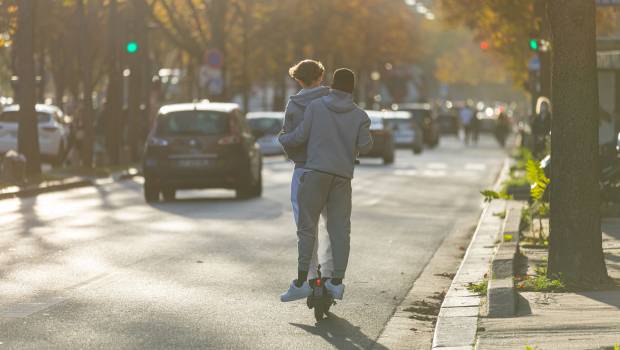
top-left (321, 89), bottom-right (357, 113)
top-left (289, 86), bottom-right (330, 108)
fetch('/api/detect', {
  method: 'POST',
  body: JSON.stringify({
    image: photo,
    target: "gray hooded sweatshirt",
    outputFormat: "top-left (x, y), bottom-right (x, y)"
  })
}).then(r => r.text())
top-left (281, 86), bottom-right (330, 164)
top-left (279, 89), bottom-right (373, 179)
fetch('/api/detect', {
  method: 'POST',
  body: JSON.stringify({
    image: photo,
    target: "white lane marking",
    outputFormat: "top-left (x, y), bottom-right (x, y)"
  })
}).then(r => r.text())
top-left (453, 170), bottom-right (479, 178)
top-left (394, 169), bottom-right (419, 177)
top-left (360, 197), bottom-right (381, 206)
top-left (393, 169), bottom-right (481, 178)
top-left (465, 163), bottom-right (487, 171)
top-left (427, 162), bottom-right (448, 170)
top-left (0, 296), bottom-right (66, 318)
top-left (422, 169), bottom-right (447, 177)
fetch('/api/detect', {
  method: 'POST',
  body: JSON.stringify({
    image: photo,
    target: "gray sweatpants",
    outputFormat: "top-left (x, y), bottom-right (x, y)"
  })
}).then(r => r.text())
top-left (297, 170), bottom-right (352, 279)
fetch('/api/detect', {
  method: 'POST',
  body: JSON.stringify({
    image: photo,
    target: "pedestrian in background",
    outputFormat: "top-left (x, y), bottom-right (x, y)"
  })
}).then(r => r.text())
top-left (471, 107), bottom-right (480, 145)
top-left (531, 97), bottom-right (551, 157)
top-left (459, 102), bottom-right (474, 145)
top-left (494, 111), bottom-right (511, 147)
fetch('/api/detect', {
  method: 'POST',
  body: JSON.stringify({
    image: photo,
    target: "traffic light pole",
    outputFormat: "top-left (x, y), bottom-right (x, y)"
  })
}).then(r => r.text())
top-left (127, 1), bottom-right (148, 162)
top-left (105, 0), bottom-right (123, 165)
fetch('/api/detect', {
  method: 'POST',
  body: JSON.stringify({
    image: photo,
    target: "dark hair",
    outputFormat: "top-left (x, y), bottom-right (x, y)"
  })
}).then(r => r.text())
top-left (289, 59), bottom-right (325, 86)
top-left (331, 68), bottom-right (355, 94)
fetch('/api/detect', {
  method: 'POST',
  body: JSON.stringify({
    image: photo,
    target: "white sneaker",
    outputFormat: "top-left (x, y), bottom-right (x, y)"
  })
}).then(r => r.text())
top-left (325, 280), bottom-right (345, 300)
top-left (280, 280), bottom-right (312, 302)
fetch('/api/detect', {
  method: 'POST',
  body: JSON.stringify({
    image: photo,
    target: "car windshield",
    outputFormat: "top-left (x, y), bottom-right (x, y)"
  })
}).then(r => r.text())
top-left (156, 111), bottom-right (229, 136)
top-left (0, 111), bottom-right (53, 123)
top-left (247, 118), bottom-right (282, 135)
top-left (386, 118), bottom-right (412, 131)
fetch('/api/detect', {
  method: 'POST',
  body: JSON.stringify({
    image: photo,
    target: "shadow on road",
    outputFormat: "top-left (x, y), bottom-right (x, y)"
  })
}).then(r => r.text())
top-left (290, 313), bottom-right (389, 350)
top-left (148, 196), bottom-right (285, 221)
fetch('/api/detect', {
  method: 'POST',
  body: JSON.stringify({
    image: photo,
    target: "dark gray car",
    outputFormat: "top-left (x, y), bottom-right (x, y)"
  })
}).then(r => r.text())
top-left (142, 102), bottom-right (262, 202)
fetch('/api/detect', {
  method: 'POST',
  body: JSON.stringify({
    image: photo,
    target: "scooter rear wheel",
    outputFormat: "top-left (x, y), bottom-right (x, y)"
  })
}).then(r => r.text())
top-left (314, 304), bottom-right (324, 321)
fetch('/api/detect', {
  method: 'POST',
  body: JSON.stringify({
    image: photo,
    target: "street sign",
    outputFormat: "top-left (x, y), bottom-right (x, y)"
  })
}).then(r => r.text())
top-left (199, 65), bottom-right (224, 95)
top-left (597, 0), bottom-right (620, 6)
top-left (204, 49), bottom-right (223, 69)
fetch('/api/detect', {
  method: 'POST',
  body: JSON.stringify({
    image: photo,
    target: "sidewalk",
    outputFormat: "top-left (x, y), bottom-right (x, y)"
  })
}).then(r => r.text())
top-left (476, 218), bottom-right (620, 350)
top-left (0, 164), bottom-right (140, 200)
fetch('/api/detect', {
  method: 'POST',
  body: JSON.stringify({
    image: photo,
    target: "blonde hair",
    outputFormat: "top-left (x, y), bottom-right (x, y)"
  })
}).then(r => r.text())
top-left (288, 59), bottom-right (325, 85)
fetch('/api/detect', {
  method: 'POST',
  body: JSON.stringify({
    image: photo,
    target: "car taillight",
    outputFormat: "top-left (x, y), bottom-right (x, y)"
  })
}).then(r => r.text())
top-left (218, 135), bottom-right (240, 145)
top-left (41, 126), bottom-right (58, 132)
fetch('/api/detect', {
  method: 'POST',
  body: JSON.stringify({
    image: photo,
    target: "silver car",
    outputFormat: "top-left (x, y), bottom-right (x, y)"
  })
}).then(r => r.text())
top-left (384, 111), bottom-right (424, 154)
top-left (246, 112), bottom-right (285, 156)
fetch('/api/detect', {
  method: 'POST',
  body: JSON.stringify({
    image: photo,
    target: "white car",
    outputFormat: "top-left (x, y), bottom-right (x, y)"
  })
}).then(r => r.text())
top-left (246, 111), bottom-right (285, 156)
top-left (0, 104), bottom-right (71, 165)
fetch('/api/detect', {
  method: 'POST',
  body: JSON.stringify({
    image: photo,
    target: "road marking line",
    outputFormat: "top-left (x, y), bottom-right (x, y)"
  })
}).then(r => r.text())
top-left (360, 198), bottom-right (381, 206)
top-left (421, 170), bottom-right (447, 177)
top-left (465, 163), bottom-right (487, 171)
top-left (454, 170), bottom-right (479, 178)
top-left (427, 162), bottom-right (448, 170)
top-left (0, 296), bottom-right (66, 318)
top-left (394, 169), bottom-right (419, 176)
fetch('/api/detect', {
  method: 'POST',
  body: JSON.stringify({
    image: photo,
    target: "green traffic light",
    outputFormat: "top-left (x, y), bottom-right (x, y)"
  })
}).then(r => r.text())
top-left (529, 39), bottom-right (539, 51)
top-left (126, 41), bottom-right (139, 54)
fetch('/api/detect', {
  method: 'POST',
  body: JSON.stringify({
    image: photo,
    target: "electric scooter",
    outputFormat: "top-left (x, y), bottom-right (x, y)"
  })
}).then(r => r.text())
top-left (306, 265), bottom-right (336, 321)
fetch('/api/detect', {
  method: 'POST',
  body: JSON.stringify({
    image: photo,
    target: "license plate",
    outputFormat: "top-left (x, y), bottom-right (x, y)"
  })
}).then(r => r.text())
top-left (177, 159), bottom-right (210, 167)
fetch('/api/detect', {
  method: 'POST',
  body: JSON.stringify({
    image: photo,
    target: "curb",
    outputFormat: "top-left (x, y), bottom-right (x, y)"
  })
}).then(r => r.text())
top-left (431, 159), bottom-right (510, 350)
top-left (0, 168), bottom-right (140, 200)
top-left (487, 201), bottom-right (524, 318)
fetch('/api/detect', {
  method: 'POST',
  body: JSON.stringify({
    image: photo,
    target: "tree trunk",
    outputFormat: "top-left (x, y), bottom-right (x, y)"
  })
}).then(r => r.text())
top-left (35, 46), bottom-right (45, 103)
top-left (547, 0), bottom-right (608, 285)
top-left (104, 0), bottom-right (123, 165)
top-left (15, 0), bottom-right (41, 177)
top-left (241, 5), bottom-right (250, 113)
top-left (77, 0), bottom-right (95, 168)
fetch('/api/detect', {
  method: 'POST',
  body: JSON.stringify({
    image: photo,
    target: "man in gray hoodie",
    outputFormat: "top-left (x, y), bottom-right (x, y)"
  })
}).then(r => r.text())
top-left (281, 60), bottom-right (334, 289)
top-left (279, 68), bottom-right (373, 302)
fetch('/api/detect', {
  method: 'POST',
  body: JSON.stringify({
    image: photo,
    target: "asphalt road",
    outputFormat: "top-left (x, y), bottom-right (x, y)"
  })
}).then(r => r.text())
top-left (0, 135), bottom-right (506, 349)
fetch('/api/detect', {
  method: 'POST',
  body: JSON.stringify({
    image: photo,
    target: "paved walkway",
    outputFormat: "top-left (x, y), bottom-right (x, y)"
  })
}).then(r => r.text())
top-left (476, 218), bottom-right (620, 350)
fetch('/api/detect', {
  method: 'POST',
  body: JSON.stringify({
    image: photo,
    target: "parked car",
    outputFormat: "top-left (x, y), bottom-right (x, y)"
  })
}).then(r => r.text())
top-left (0, 104), bottom-right (71, 165)
top-left (437, 107), bottom-right (460, 135)
top-left (364, 110), bottom-right (396, 164)
top-left (384, 111), bottom-right (424, 154)
top-left (246, 111), bottom-right (285, 156)
top-left (142, 102), bottom-right (262, 202)
top-left (395, 103), bottom-right (440, 148)
top-left (477, 112), bottom-right (497, 133)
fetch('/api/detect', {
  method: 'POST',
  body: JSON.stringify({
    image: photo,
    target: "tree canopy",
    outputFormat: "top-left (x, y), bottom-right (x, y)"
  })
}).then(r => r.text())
top-left (438, 0), bottom-right (620, 86)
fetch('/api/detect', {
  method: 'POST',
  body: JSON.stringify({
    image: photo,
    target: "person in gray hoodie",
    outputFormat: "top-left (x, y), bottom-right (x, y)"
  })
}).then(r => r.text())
top-left (281, 60), bottom-right (334, 288)
top-left (279, 68), bottom-right (373, 302)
